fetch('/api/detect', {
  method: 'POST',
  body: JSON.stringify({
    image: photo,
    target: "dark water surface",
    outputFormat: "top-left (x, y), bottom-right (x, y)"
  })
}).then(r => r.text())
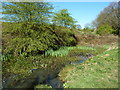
top-left (2, 55), bottom-right (90, 89)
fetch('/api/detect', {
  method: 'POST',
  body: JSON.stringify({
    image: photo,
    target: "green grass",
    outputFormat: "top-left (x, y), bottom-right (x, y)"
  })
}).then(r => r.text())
top-left (45, 46), bottom-right (96, 57)
top-left (45, 44), bottom-right (110, 58)
top-left (2, 31), bottom-right (118, 88)
top-left (2, 44), bottom-right (108, 78)
top-left (34, 84), bottom-right (52, 89)
top-left (59, 48), bottom-right (118, 88)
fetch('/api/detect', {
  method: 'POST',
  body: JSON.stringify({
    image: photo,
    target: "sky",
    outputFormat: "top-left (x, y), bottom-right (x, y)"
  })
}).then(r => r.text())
top-left (51, 2), bottom-right (111, 28)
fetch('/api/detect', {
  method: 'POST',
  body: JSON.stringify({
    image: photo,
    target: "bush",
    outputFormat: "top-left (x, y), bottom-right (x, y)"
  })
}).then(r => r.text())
top-left (83, 27), bottom-right (94, 33)
top-left (96, 24), bottom-right (115, 35)
top-left (53, 26), bottom-right (77, 46)
top-left (2, 22), bottom-right (77, 57)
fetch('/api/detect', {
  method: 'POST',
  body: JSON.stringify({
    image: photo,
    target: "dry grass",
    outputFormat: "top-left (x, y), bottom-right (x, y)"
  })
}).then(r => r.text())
top-left (75, 32), bottom-right (118, 46)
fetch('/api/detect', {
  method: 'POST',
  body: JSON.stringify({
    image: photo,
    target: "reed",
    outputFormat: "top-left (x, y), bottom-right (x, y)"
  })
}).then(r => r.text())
top-left (45, 46), bottom-right (96, 57)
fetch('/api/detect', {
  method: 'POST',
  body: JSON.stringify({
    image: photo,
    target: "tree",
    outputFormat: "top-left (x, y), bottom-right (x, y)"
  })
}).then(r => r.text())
top-left (75, 24), bottom-right (81, 30)
top-left (84, 23), bottom-right (96, 29)
top-left (52, 9), bottom-right (77, 29)
top-left (2, 2), bottom-right (77, 56)
top-left (2, 2), bottom-right (53, 24)
top-left (2, 2), bottom-right (55, 56)
top-left (93, 2), bottom-right (119, 35)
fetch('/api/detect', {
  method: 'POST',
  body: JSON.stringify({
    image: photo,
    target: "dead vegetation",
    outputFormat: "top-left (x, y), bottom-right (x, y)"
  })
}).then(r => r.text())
top-left (74, 31), bottom-right (118, 46)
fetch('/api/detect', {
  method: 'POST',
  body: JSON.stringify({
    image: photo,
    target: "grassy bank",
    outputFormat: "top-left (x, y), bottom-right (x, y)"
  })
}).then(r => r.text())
top-left (2, 44), bottom-right (107, 78)
top-left (2, 33), bottom-right (118, 88)
top-left (59, 45), bottom-right (118, 88)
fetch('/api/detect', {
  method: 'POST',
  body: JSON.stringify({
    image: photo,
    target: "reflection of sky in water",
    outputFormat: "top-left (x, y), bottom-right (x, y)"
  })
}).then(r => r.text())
top-left (70, 56), bottom-right (88, 64)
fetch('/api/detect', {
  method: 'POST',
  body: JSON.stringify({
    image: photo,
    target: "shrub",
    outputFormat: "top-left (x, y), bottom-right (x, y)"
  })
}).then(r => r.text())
top-left (83, 27), bottom-right (94, 33)
top-left (96, 24), bottom-right (115, 35)
top-left (2, 22), bottom-right (77, 57)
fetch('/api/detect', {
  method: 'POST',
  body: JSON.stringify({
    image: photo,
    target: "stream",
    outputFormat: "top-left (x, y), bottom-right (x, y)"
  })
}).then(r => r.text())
top-left (43, 56), bottom-right (88, 89)
top-left (2, 55), bottom-right (91, 89)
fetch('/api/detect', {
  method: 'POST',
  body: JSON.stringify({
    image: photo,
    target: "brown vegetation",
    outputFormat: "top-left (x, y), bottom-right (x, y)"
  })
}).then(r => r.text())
top-left (74, 31), bottom-right (118, 46)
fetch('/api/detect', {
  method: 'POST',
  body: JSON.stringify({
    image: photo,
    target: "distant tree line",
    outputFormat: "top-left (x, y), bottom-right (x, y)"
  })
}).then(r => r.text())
top-left (92, 2), bottom-right (119, 35)
top-left (81, 2), bottom-right (119, 35)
